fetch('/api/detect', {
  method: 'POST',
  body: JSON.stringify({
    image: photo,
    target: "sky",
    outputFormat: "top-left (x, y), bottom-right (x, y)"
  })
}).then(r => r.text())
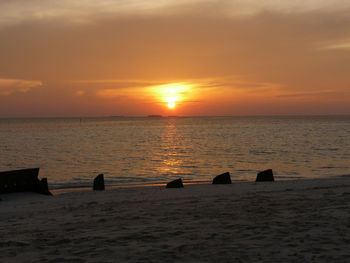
top-left (1, 0), bottom-right (350, 117)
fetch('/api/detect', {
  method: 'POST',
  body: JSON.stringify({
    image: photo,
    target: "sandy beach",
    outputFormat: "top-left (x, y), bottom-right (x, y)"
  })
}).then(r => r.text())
top-left (1, 177), bottom-right (349, 262)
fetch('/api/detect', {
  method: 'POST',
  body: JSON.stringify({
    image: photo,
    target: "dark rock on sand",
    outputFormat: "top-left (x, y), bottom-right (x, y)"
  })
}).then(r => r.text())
top-left (212, 172), bottom-right (232, 184)
top-left (166, 178), bottom-right (184, 188)
top-left (256, 169), bottom-right (274, 182)
top-left (93, 174), bottom-right (105, 191)
top-left (0, 168), bottom-right (52, 195)
top-left (39, 178), bottom-right (52, 195)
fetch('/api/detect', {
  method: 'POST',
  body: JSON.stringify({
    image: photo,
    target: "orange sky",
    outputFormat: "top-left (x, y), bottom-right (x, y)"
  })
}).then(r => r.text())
top-left (1, 0), bottom-right (350, 117)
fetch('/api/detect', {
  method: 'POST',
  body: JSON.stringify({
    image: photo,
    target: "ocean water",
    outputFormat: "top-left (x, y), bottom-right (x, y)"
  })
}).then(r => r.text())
top-left (1, 116), bottom-right (350, 189)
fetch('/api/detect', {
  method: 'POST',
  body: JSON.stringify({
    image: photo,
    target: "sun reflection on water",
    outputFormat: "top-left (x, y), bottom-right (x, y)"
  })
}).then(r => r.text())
top-left (156, 118), bottom-right (184, 177)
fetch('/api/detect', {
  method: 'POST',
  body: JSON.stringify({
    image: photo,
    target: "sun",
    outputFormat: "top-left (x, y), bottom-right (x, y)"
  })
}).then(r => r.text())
top-left (166, 96), bottom-right (177, 109)
top-left (150, 82), bottom-right (194, 110)
top-left (168, 102), bottom-right (176, 109)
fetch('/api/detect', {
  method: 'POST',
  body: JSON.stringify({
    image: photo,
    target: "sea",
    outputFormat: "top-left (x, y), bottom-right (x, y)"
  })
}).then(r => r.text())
top-left (1, 116), bottom-right (350, 189)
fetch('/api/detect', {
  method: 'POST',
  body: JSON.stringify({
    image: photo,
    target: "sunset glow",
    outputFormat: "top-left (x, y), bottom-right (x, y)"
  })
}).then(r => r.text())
top-left (1, 1), bottom-right (350, 117)
top-left (168, 102), bottom-right (175, 109)
top-left (150, 83), bottom-right (194, 111)
top-left (2, 2), bottom-right (350, 261)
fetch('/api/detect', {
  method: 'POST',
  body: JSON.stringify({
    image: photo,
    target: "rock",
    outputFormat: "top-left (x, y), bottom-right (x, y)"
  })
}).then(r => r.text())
top-left (166, 178), bottom-right (184, 188)
top-left (0, 168), bottom-right (52, 195)
top-left (39, 178), bottom-right (52, 195)
top-left (212, 172), bottom-right (232, 184)
top-left (256, 169), bottom-right (274, 182)
top-left (93, 174), bottom-right (105, 191)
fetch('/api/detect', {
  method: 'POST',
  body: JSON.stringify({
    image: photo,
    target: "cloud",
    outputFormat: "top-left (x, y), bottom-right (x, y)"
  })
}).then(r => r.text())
top-left (74, 90), bottom-right (86, 96)
top-left (276, 91), bottom-right (337, 98)
top-left (0, 0), bottom-right (202, 27)
top-left (1, 0), bottom-right (350, 28)
top-left (72, 79), bottom-right (168, 88)
top-left (318, 40), bottom-right (350, 50)
top-left (79, 77), bottom-right (284, 109)
top-left (72, 77), bottom-right (281, 91)
top-left (2, 4), bottom-right (350, 84)
top-left (1, 1), bottom-right (350, 115)
top-left (96, 89), bottom-right (128, 99)
top-left (0, 78), bottom-right (42, 95)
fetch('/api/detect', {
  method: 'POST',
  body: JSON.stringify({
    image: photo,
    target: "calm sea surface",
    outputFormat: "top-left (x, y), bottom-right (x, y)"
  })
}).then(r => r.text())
top-left (1, 116), bottom-right (350, 189)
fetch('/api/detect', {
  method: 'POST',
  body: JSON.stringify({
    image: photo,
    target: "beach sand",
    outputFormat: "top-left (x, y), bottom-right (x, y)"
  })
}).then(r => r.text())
top-left (1, 178), bottom-right (349, 262)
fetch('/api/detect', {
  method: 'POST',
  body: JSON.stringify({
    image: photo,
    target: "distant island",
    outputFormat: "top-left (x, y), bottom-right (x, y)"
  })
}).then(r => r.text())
top-left (147, 115), bottom-right (163, 117)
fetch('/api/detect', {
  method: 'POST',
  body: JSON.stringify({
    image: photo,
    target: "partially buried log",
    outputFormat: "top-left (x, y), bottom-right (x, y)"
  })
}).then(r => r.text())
top-left (212, 172), bottom-right (232, 184)
top-left (0, 168), bottom-right (52, 195)
top-left (93, 174), bottom-right (105, 191)
top-left (256, 169), bottom-right (274, 182)
top-left (166, 178), bottom-right (184, 188)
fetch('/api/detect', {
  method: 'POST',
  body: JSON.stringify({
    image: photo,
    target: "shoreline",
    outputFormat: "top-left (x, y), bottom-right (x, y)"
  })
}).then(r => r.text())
top-left (49, 175), bottom-right (344, 195)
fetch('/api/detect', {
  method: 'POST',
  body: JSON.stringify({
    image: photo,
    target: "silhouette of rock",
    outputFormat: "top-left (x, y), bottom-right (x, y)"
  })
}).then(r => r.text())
top-left (256, 169), bottom-right (274, 182)
top-left (166, 178), bottom-right (184, 188)
top-left (39, 178), bottom-right (52, 195)
top-left (0, 168), bottom-right (52, 195)
top-left (93, 174), bottom-right (105, 191)
top-left (212, 172), bottom-right (232, 184)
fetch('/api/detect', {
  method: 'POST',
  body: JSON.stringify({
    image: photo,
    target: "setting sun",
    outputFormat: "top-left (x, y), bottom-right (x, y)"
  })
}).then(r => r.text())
top-left (166, 96), bottom-right (177, 109)
top-left (168, 102), bottom-right (175, 109)
top-left (149, 82), bottom-right (194, 111)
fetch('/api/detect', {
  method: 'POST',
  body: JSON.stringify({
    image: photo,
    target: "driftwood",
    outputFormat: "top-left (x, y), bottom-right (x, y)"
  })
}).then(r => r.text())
top-left (0, 168), bottom-right (52, 195)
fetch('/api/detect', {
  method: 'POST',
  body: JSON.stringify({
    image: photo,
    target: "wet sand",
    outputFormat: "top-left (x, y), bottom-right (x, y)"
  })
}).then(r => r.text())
top-left (1, 178), bottom-right (350, 262)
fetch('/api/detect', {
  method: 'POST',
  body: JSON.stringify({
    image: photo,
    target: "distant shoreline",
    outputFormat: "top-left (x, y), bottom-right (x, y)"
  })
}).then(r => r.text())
top-left (1, 114), bottom-right (350, 119)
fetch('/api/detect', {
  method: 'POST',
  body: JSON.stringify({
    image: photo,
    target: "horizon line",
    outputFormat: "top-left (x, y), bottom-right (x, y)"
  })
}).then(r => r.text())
top-left (1, 114), bottom-right (350, 119)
